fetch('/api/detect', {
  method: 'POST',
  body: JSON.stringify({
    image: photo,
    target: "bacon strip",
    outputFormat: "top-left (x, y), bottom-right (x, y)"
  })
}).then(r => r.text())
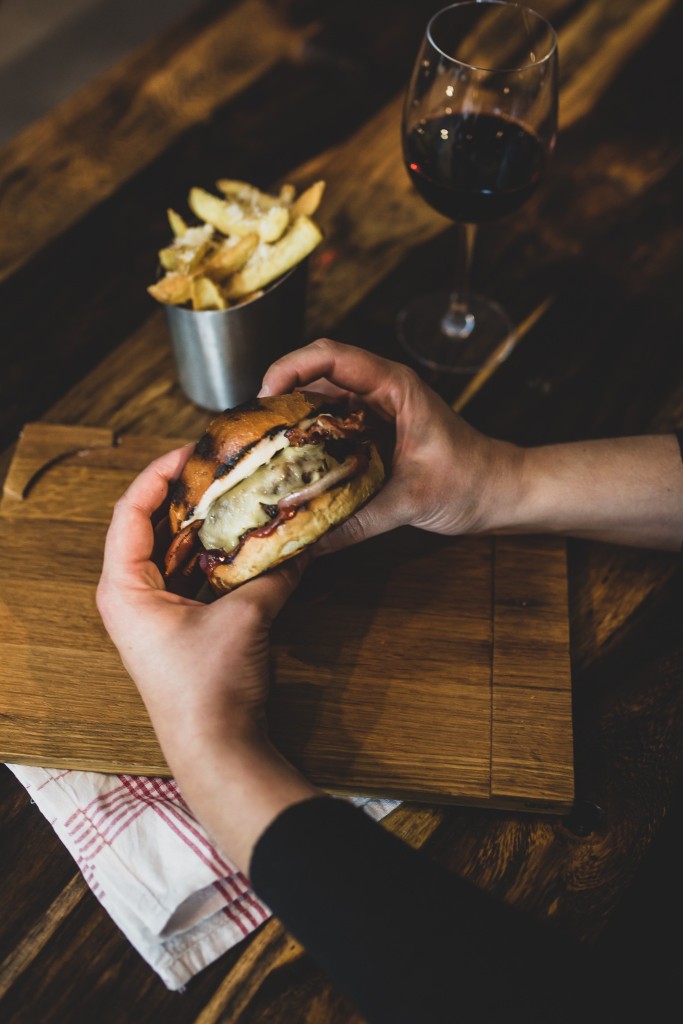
top-left (285, 410), bottom-right (366, 447)
top-left (164, 520), bottom-right (202, 577)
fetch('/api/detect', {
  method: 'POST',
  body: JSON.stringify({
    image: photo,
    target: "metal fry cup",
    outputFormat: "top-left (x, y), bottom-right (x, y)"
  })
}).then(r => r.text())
top-left (163, 259), bottom-right (308, 412)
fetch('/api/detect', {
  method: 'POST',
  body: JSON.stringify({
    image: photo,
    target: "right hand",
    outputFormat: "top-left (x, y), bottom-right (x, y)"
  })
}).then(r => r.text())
top-left (260, 338), bottom-right (522, 554)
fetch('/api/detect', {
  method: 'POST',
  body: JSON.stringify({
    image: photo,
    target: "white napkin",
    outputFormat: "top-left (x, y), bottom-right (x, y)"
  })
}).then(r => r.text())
top-left (7, 764), bottom-right (399, 991)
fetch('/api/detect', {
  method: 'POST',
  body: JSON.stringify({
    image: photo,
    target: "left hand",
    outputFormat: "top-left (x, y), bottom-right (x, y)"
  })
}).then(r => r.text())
top-left (96, 445), bottom-right (319, 874)
top-left (96, 443), bottom-right (308, 761)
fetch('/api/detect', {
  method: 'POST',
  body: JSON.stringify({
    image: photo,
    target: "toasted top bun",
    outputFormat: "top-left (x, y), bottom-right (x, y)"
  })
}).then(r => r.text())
top-left (166, 390), bottom-right (385, 593)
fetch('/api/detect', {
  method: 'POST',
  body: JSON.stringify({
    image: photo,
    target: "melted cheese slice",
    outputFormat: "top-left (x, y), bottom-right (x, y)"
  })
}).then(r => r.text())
top-left (198, 443), bottom-right (330, 553)
top-left (184, 432), bottom-right (290, 529)
top-left (182, 413), bottom-right (327, 529)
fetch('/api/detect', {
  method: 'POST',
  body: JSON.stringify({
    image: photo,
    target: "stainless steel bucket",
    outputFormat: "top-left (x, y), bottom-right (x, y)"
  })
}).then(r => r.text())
top-left (163, 259), bottom-right (308, 412)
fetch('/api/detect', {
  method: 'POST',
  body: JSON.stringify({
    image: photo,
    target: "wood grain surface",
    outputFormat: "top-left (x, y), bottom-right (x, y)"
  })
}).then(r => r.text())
top-left (0, 423), bottom-right (573, 810)
top-left (1, 0), bottom-right (682, 1020)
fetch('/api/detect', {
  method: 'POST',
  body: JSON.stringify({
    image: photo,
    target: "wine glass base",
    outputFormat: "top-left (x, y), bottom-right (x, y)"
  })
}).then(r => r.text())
top-left (397, 289), bottom-right (516, 374)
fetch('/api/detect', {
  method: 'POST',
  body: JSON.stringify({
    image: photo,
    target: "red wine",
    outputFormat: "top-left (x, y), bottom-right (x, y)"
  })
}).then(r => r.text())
top-left (405, 112), bottom-right (545, 223)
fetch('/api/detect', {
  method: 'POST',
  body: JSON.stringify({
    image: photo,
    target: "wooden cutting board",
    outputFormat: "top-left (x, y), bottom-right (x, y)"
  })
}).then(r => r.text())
top-left (0, 423), bottom-right (574, 812)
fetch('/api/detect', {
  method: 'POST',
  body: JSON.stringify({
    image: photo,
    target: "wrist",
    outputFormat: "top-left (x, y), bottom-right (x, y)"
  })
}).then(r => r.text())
top-left (467, 437), bottom-right (528, 534)
top-left (158, 726), bottom-right (322, 875)
top-left (144, 694), bottom-right (265, 757)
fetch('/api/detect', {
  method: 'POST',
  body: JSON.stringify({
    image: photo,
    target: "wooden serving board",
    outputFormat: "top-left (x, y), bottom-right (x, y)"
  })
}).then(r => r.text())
top-left (0, 423), bottom-right (574, 812)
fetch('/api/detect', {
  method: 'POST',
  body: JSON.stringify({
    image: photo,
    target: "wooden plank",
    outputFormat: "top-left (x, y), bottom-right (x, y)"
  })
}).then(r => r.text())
top-left (491, 536), bottom-right (574, 810)
top-left (269, 531), bottom-right (494, 802)
top-left (557, 0), bottom-right (676, 128)
top-left (1, 423), bottom-right (188, 519)
top-left (2, 423), bottom-right (114, 499)
top-left (0, 0), bottom-right (308, 284)
top-left (0, 875), bottom-right (87, 1000)
top-left (0, 424), bottom-right (573, 810)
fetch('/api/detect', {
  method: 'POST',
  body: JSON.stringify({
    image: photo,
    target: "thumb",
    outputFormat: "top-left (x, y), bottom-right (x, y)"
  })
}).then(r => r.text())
top-left (231, 552), bottom-right (311, 620)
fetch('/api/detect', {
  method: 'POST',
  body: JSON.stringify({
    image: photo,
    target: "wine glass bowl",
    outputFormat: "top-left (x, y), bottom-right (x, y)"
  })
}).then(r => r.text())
top-left (398, 1), bottom-right (558, 374)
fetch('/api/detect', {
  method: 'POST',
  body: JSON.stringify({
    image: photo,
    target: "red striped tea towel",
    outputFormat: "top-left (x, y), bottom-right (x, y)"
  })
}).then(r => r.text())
top-left (6, 764), bottom-right (399, 990)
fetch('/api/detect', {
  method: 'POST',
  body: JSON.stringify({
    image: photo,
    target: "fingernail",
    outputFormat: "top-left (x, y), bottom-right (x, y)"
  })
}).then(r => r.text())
top-left (257, 382), bottom-right (271, 397)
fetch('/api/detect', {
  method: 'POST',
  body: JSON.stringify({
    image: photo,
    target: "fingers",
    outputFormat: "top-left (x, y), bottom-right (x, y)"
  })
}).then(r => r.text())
top-left (222, 552), bottom-right (311, 623)
top-left (296, 376), bottom-right (356, 404)
top-left (102, 444), bottom-right (194, 582)
top-left (312, 515), bottom-right (369, 557)
top-left (259, 338), bottom-right (413, 418)
top-left (313, 485), bottom-right (406, 555)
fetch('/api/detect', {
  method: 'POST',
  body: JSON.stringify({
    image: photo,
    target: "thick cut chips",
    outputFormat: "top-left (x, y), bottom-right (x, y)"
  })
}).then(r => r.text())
top-left (148, 178), bottom-right (325, 311)
top-left (223, 216), bottom-right (323, 300)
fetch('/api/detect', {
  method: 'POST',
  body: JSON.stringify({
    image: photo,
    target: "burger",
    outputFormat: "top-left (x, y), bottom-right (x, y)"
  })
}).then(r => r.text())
top-left (164, 390), bottom-right (386, 593)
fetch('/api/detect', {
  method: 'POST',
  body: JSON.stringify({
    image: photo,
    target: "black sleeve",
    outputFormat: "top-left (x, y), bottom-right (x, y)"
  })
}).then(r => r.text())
top-left (250, 796), bottom-right (604, 1024)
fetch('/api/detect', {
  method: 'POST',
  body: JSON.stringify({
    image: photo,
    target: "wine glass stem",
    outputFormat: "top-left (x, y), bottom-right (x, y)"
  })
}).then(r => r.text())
top-left (441, 222), bottom-right (477, 339)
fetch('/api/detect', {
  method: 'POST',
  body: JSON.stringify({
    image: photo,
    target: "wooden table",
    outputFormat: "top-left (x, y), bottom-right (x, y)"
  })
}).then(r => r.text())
top-left (1, 0), bottom-right (682, 1019)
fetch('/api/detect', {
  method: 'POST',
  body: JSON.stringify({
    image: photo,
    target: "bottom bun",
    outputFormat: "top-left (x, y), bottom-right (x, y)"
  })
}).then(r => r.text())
top-left (206, 444), bottom-right (384, 593)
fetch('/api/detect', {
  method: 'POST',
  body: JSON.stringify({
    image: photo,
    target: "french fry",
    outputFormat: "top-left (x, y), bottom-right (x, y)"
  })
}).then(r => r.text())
top-left (191, 276), bottom-right (227, 311)
top-left (215, 178), bottom-right (253, 196)
top-left (158, 236), bottom-right (213, 273)
top-left (279, 183), bottom-right (296, 204)
top-left (201, 232), bottom-right (259, 282)
top-left (216, 179), bottom-right (283, 210)
top-left (158, 246), bottom-right (181, 272)
top-left (167, 208), bottom-right (188, 237)
top-left (223, 215), bottom-right (322, 300)
top-left (148, 176), bottom-right (326, 310)
top-left (235, 289), bottom-right (265, 305)
top-left (151, 235), bottom-right (257, 304)
top-left (190, 187), bottom-right (289, 243)
top-left (147, 275), bottom-right (193, 306)
top-left (291, 180), bottom-right (325, 218)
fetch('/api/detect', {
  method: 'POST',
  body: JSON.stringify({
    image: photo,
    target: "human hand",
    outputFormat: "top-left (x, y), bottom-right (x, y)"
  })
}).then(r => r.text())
top-left (260, 338), bottom-right (522, 553)
top-left (96, 444), bottom-right (308, 746)
top-left (96, 446), bottom-right (319, 872)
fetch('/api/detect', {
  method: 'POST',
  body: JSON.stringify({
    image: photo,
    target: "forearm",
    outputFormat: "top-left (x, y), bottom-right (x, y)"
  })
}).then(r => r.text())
top-left (146, 712), bottom-right (321, 875)
top-left (479, 433), bottom-right (683, 551)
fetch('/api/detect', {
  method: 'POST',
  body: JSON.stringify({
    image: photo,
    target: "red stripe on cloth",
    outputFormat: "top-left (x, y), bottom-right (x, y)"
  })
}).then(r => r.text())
top-left (77, 856), bottom-right (100, 892)
top-left (146, 777), bottom-right (236, 876)
top-left (82, 802), bottom-right (150, 860)
top-left (37, 770), bottom-right (72, 790)
top-left (107, 802), bottom-right (149, 845)
top-left (68, 789), bottom-right (147, 850)
top-left (213, 870), bottom-right (267, 924)
top-left (237, 887), bottom-right (268, 923)
top-left (120, 777), bottom-right (229, 878)
top-left (221, 901), bottom-right (250, 937)
top-left (65, 781), bottom-right (128, 825)
top-left (121, 776), bottom-right (236, 878)
top-left (119, 778), bottom-right (269, 927)
top-left (215, 868), bottom-right (246, 901)
top-left (73, 793), bottom-right (144, 851)
top-left (214, 879), bottom-right (259, 928)
top-left (65, 782), bottom-right (128, 829)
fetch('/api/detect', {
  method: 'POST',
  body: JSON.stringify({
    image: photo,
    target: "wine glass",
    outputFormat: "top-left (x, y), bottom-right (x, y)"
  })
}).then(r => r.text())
top-left (397, 1), bottom-right (558, 374)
